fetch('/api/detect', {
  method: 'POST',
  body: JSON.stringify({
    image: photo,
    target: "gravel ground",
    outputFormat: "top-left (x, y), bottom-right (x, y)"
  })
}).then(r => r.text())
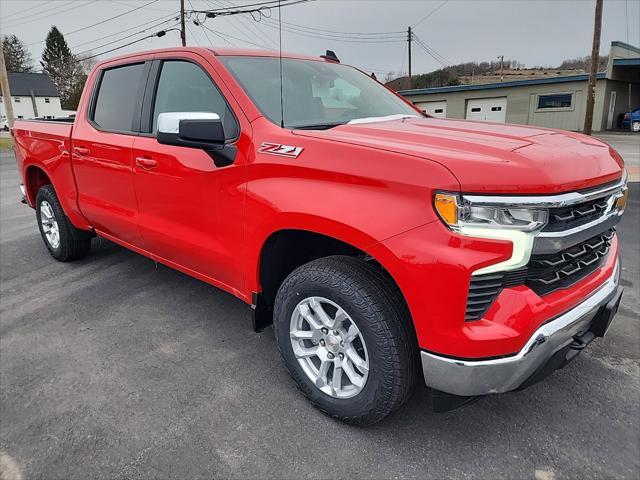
top-left (0, 147), bottom-right (638, 479)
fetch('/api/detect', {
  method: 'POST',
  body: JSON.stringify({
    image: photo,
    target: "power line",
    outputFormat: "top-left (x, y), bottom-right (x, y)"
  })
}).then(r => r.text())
top-left (274, 20), bottom-right (404, 36)
top-left (191, 0), bottom-right (311, 14)
top-left (75, 17), bottom-right (179, 57)
top-left (201, 24), bottom-right (264, 48)
top-left (412, 33), bottom-right (452, 67)
top-left (255, 19), bottom-right (405, 43)
top-left (67, 13), bottom-right (178, 50)
top-left (25, 0), bottom-right (163, 47)
top-left (412, 0), bottom-right (449, 28)
top-left (189, 0), bottom-right (215, 46)
top-left (0, 1), bottom-right (50, 21)
top-left (210, 0), bottom-right (279, 49)
top-left (63, 0), bottom-right (161, 37)
top-left (200, 25), bottom-right (237, 46)
top-left (202, 0), bottom-right (277, 49)
top-left (2, 1), bottom-right (82, 28)
top-left (258, 18), bottom-right (405, 40)
top-left (81, 27), bottom-right (181, 61)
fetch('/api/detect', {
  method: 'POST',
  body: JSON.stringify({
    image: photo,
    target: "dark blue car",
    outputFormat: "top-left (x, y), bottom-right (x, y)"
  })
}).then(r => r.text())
top-left (621, 106), bottom-right (640, 132)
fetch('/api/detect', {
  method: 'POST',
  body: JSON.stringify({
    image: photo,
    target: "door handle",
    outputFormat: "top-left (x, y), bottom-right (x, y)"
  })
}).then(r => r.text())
top-left (73, 146), bottom-right (90, 156)
top-left (135, 156), bottom-right (158, 169)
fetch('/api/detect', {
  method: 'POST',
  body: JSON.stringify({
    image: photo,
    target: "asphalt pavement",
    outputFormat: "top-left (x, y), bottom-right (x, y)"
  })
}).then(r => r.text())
top-left (0, 147), bottom-right (638, 480)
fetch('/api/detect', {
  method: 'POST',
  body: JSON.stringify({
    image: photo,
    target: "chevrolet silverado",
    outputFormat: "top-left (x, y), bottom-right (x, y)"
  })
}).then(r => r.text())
top-left (12, 47), bottom-right (628, 425)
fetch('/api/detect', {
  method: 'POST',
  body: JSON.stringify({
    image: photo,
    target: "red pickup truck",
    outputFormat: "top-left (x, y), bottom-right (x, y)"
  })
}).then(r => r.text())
top-left (13, 47), bottom-right (628, 425)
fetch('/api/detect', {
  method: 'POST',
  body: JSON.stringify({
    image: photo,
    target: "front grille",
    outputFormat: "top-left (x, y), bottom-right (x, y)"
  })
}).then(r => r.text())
top-left (465, 269), bottom-right (528, 321)
top-left (543, 196), bottom-right (611, 232)
top-left (526, 229), bottom-right (614, 296)
top-left (465, 230), bottom-right (614, 320)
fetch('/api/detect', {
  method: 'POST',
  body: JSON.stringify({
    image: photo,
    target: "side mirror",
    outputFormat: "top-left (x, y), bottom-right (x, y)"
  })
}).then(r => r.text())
top-left (156, 112), bottom-right (236, 167)
top-left (157, 112), bottom-right (225, 146)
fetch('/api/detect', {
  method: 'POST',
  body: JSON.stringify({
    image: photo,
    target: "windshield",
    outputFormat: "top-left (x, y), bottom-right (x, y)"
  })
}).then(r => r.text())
top-left (219, 56), bottom-right (420, 129)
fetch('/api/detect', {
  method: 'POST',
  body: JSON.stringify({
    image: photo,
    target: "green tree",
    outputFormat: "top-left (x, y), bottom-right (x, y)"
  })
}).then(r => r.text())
top-left (40, 26), bottom-right (82, 108)
top-left (1, 34), bottom-right (34, 72)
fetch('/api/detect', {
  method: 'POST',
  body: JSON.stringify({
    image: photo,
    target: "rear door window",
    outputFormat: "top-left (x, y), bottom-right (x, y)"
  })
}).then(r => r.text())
top-left (92, 63), bottom-right (146, 132)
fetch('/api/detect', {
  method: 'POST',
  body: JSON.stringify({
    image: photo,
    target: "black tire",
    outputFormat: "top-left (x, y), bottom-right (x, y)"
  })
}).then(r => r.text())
top-left (273, 255), bottom-right (417, 426)
top-left (35, 184), bottom-right (92, 261)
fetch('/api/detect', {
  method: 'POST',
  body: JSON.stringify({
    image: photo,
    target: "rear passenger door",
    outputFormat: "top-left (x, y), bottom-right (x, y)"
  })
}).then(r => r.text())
top-left (131, 55), bottom-right (248, 292)
top-left (72, 61), bottom-right (150, 247)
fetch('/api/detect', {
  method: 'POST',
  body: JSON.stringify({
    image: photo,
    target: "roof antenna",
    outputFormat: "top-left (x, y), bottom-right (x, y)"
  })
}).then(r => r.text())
top-left (278, 0), bottom-right (285, 128)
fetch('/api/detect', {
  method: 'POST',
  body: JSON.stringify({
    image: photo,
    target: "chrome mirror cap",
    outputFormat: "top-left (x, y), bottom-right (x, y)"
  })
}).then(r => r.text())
top-left (157, 112), bottom-right (221, 134)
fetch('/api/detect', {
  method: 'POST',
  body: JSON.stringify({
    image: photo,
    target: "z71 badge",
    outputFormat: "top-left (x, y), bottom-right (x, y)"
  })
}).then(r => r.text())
top-left (258, 142), bottom-right (304, 158)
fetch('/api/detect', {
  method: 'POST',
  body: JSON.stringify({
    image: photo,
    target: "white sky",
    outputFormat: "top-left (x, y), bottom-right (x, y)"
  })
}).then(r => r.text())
top-left (1, 0), bottom-right (638, 77)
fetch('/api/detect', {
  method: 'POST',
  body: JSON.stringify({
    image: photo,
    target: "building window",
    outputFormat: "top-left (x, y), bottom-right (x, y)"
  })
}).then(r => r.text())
top-left (491, 106), bottom-right (502, 111)
top-left (537, 93), bottom-right (573, 109)
top-left (471, 107), bottom-right (481, 112)
top-left (434, 108), bottom-right (444, 114)
top-left (14, 97), bottom-right (20, 103)
top-left (45, 98), bottom-right (50, 103)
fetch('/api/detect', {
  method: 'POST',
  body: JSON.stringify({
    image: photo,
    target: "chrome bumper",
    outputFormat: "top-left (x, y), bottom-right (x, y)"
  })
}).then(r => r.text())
top-left (421, 259), bottom-right (621, 397)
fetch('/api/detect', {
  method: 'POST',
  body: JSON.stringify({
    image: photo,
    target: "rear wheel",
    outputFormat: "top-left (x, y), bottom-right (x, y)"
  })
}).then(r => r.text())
top-left (273, 255), bottom-right (417, 425)
top-left (35, 185), bottom-right (92, 261)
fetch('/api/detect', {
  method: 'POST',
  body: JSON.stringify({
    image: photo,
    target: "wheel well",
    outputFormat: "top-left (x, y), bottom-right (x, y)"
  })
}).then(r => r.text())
top-left (255, 229), bottom-right (414, 337)
top-left (259, 230), bottom-right (363, 309)
top-left (25, 166), bottom-right (52, 203)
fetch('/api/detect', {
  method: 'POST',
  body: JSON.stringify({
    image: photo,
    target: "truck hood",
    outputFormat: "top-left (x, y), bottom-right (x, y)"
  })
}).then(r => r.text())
top-left (293, 117), bottom-right (624, 194)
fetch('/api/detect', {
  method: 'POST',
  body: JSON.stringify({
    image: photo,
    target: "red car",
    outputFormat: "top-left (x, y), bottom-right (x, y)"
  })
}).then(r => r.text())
top-left (12, 47), bottom-right (628, 424)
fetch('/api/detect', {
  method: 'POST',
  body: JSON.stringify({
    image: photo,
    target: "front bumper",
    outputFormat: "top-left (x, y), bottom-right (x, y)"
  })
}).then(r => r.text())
top-left (421, 259), bottom-right (621, 397)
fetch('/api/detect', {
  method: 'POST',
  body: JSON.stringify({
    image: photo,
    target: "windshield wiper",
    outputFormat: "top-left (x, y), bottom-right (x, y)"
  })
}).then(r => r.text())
top-left (288, 121), bottom-right (347, 130)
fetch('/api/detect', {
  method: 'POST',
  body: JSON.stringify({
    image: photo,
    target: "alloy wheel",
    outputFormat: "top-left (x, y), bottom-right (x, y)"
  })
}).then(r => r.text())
top-left (40, 200), bottom-right (60, 249)
top-left (290, 296), bottom-right (369, 399)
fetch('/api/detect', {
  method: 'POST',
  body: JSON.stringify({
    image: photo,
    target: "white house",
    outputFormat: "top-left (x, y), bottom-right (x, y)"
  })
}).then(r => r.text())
top-left (1, 72), bottom-right (74, 129)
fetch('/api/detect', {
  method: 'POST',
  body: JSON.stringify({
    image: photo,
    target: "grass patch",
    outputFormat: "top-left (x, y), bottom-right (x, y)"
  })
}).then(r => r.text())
top-left (0, 137), bottom-right (14, 151)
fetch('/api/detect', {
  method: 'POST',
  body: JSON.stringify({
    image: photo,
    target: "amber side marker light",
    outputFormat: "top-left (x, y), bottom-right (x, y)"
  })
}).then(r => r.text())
top-left (434, 193), bottom-right (459, 226)
top-left (616, 188), bottom-right (628, 212)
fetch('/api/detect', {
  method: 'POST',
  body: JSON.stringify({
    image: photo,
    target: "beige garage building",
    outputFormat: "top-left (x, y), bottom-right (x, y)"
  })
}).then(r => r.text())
top-left (398, 41), bottom-right (639, 132)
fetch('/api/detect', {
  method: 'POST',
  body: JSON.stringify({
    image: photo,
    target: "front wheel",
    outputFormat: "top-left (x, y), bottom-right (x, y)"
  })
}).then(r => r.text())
top-left (273, 256), bottom-right (417, 425)
top-left (35, 185), bottom-right (92, 261)
top-left (632, 121), bottom-right (640, 133)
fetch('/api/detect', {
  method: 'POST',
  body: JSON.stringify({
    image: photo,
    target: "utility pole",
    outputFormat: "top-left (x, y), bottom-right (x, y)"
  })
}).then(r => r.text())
top-left (584, 0), bottom-right (603, 135)
top-left (498, 55), bottom-right (504, 82)
top-left (180, 0), bottom-right (187, 46)
top-left (0, 42), bottom-right (15, 131)
top-left (407, 26), bottom-right (412, 90)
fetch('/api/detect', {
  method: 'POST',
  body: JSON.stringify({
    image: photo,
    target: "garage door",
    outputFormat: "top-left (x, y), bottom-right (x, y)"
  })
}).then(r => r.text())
top-left (415, 100), bottom-right (447, 118)
top-left (466, 98), bottom-right (507, 122)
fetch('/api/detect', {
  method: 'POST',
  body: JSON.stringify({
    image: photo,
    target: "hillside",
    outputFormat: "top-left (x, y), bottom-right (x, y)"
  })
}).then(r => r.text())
top-left (386, 55), bottom-right (608, 91)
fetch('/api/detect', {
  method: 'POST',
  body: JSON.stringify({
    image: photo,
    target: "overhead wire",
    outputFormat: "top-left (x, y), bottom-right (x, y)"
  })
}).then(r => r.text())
top-left (210, 0), bottom-right (279, 48)
top-left (24, 0), bottom-right (164, 48)
top-left (80, 27), bottom-right (181, 61)
top-left (74, 16), bottom-right (179, 57)
top-left (202, 24), bottom-right (264, 48)
top-left (253, 20), bottom-right (405, 43)
top-left (189, 0), bottom-right (311, 14)
top-left (412, 0), bottom-right (450, 28)
top-left (202, 0), bottom-right (277, 48)
top-left (0, 1), bottom-right (52, 21)
top-left (2, 1), bottom-right (83, 28)
top-left (59, 0), bottom-right (161, 38)
top-left (67, 13), bottom-right (178, 51)
top-left (412, 33), bottom-right (452, 67)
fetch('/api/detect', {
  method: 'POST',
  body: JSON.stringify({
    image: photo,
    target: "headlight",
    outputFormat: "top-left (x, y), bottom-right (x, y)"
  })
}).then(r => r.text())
top-left (434, 192), bottom-right (548, 232)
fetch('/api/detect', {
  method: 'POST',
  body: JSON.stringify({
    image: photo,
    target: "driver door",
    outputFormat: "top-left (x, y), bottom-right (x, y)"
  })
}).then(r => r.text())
top-left (131, 55), bottom-right (247, 292)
